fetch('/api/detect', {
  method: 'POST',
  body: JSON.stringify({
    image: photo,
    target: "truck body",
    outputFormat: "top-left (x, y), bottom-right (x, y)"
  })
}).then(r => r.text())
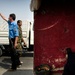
top-left (0, 20), bottom-right (34, 56)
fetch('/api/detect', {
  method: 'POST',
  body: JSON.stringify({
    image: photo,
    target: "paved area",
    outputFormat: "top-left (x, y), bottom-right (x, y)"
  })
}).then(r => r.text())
top-left (53, 73), bottom-right (62, 75)
top-left (0, 56), bottom-right (62, 75)
top-left (0, 56), bottom-right (34, 75)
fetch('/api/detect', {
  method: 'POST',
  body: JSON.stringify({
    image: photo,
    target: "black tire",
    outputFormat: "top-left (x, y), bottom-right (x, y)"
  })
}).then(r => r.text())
top-left (0, 48), bottom-right (2, 57)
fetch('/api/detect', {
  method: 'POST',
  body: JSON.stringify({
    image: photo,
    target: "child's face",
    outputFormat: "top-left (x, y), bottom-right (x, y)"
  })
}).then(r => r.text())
top-left (8, 16), bottom-right (13, 21)
top-left (18, 21), bottom-right (22, 26)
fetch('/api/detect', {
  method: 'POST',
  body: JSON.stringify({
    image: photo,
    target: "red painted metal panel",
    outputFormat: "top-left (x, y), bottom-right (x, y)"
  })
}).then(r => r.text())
top-left (34, 0), bottom-right (75, 72)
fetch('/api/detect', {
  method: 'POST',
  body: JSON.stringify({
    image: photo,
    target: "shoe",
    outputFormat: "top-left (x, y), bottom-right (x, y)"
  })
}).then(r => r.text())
top-left (18, 61), bottom-right (23, 65)
top-left (17, 61), bottom-right (23, 68)
top-left (17, 65), bottom-right (21, 68)
top-left (20, 61), bottom-right (23, 64)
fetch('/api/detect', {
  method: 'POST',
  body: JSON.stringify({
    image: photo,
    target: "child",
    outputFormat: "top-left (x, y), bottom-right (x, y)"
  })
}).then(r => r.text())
top-left (17, 20), bottom-right (26, 67)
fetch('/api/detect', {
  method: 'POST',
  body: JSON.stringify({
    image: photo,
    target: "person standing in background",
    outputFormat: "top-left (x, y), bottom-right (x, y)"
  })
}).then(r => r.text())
top-left (17, 20), bottom-right (26, 67)
top-left (0, 13), bottom-right (19, 71)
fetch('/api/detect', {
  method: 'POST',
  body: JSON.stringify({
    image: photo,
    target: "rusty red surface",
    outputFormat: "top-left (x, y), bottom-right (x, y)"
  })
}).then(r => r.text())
top-left (34, 0), bottom-right (75, 71)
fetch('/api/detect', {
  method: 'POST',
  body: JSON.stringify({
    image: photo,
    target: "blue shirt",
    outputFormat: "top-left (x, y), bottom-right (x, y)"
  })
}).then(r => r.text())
top-left (8, 21), bottom-right (19, 38)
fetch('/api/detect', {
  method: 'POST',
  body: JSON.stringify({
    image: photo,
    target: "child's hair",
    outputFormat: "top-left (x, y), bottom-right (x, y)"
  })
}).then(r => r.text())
top-left (66, 48), bottom-right (72, 54)
top-left (17, 20), bottom-right (22, 24)
top-left (9, 13), bottom-right (16, 20)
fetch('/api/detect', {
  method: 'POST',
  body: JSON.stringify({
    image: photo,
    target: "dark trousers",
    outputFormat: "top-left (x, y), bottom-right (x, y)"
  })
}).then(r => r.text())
top-left (63, 64), bottom-right (70, 75)
top-left (63, 53), bottom-right (75, 75)
top-left (9, 38), bottom-right (20, 69)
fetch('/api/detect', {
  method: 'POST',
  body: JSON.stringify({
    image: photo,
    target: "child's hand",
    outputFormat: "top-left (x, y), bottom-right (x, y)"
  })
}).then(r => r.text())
top-left (14, 43), bottom-right (18, 49)
top-left (24, 42), bottom-right (27, 47)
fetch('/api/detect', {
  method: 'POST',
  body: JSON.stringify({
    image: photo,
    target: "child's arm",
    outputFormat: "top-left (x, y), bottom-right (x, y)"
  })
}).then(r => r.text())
top-left (0, 13), bottom-right (8, 22)
top-left (22, 37), bottom-right (26, 46)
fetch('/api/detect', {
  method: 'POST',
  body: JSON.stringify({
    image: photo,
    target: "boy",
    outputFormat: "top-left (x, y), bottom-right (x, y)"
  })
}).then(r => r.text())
top-left (0, 13), bottom-right (19, 71)
top-left (17, 20), bottom-right (26, 67)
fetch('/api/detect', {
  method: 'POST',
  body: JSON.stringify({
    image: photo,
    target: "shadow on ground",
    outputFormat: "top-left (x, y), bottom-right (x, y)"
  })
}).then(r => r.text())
top-left (2, 70), bottom-right (33, 75)
top-left (0, 58), bottom-right (11, 69)
top-left (2, 58), bottom-right (11, 63)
